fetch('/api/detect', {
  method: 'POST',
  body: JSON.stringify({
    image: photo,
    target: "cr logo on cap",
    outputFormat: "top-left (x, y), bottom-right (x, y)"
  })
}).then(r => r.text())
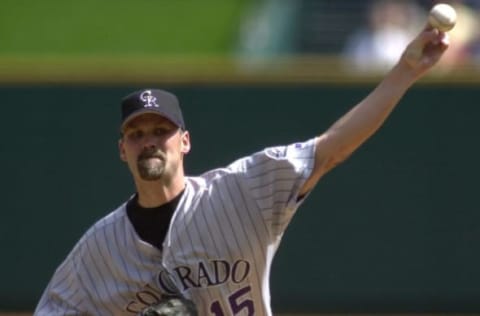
top-left (140, 90), bottom-right (159, 108)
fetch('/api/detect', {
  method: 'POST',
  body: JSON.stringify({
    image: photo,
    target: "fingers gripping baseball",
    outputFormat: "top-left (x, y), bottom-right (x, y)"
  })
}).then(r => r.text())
top-left (139, 297), bottom-right (198, 316)
top-left (401, 3), bottom-right (456, 75)
top-left (403, 28), bottom-right (450, 70)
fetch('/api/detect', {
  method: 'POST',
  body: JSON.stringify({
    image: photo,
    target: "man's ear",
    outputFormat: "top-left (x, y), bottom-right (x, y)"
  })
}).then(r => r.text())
top-left (181, 131), bottom-right (191, 154)
top-left (119, 139), bottom-right (127, 162)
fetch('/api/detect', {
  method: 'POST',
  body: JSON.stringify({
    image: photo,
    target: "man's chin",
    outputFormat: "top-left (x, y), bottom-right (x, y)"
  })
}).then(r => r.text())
top-left (139, 171), bottom-right (165, 181)
top-left (137, 167), bottom-right (165, 181)
top-left (144, 178), bottom-right (162, 182)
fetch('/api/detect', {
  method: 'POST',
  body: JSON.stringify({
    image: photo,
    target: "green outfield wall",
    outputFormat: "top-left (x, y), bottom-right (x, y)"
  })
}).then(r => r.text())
top-left (2, 84), bottom-right (479, 313)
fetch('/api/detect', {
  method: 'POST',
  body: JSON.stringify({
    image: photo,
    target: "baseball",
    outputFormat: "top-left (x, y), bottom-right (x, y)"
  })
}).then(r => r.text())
top-left (428, 3), bottom-right (457, 32)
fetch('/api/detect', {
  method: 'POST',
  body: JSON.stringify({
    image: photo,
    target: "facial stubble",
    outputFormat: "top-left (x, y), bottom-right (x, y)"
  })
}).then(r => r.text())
top-left (137, 148), bottom-right (167, 181)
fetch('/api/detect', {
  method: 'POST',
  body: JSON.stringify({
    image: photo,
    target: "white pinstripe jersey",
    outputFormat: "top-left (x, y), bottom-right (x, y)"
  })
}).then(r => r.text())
top-left (35, 138), bottom-right (316, 316)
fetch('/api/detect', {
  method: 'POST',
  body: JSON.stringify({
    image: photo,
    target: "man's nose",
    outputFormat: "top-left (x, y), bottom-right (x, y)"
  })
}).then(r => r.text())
top-left (142, 134), bottom-right (157, 149)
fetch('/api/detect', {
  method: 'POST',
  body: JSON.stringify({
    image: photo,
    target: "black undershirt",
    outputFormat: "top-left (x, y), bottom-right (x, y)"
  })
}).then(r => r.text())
top-left (126, 190), bottom-right (184, 250)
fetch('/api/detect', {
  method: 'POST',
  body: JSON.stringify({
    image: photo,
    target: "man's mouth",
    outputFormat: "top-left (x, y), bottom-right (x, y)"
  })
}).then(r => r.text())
top-left (139, 155), bottom-right (163, 162)
top-left (138, 150), bottom-right (165, 162)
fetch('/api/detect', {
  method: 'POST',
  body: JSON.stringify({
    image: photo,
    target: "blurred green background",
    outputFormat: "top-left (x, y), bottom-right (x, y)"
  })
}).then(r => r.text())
top-left (0, 0), bottom-right (248, 55)
top-left (2, 0), bottom-right (480, 314)
top-left (1, 0), bottom-right (479, 84)
top-left (1, 0), bottom-right (479, 57)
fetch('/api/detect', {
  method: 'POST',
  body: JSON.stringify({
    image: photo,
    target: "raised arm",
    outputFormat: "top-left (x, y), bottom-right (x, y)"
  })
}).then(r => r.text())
top-left (300, 27), bottom-right (450, 196)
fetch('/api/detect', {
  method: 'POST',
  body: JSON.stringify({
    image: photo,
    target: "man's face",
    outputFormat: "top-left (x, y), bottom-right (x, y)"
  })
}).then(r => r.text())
top-left (119, 113), bottom-right (190, 183)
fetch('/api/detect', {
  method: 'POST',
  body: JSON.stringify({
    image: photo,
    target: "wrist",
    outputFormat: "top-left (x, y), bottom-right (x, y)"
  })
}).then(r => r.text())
top-left (387, 60), bottom-right (420, 88)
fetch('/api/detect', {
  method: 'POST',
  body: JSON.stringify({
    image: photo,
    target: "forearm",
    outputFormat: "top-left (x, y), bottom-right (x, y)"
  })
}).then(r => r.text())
top-left (324, 61), bottom-right (417, 159)
top-left (299, 63), bottom-right (418, 196)
top-left (310, 27), bottom-right (449, 178)
top-left (299, 20), bottom-right (449, 195)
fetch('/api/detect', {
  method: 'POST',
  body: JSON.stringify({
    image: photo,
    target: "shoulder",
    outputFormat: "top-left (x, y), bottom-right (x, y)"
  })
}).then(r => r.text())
top-left (84, 202), bottom-right (128, 239)
top-left (185, 139), bottom-right (316, 186)
top-left (234, 139), bottom-right (317, 173)
top-left (69, 202), bottom-right (129, 261)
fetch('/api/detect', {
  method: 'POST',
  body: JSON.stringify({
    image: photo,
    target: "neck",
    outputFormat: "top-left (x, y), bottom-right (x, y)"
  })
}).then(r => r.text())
top-left (135, 177), bottom-right (186, 208)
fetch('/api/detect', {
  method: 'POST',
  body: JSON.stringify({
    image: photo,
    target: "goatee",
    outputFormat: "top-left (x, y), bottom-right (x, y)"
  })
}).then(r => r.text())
top-left (137, 148), bottom-right (166, 181)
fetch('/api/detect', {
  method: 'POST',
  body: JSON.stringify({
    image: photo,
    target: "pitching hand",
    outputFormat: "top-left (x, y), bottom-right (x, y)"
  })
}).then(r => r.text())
top-left (401, 26), bottom-right (450, 78)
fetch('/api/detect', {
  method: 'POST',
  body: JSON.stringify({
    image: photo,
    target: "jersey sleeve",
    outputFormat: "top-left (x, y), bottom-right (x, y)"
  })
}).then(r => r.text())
top-left (239, 138), bottom-right (316, 236)
top-left (34, 253), bottom-right (89, 316)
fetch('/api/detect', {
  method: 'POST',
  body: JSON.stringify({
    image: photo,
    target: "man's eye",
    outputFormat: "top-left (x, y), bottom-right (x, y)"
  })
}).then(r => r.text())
top-left (129, 130), bottom-right (143, 139)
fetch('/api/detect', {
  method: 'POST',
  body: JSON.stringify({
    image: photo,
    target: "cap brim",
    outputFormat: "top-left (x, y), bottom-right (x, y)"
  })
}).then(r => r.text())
top-left (121, 109), bottom-right (180, 130)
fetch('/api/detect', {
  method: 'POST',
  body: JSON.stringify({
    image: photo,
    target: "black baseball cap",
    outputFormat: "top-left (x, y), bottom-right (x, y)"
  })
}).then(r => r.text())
top-left (120, 89), bottom-right (185, 130)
